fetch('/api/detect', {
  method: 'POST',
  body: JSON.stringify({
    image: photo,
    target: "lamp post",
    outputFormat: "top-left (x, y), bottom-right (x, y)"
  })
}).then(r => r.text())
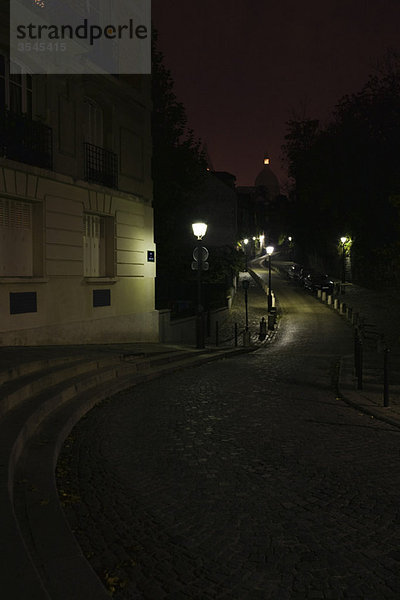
top-left (242, 279), bottom-right (249, 331)
top-left (243, 238), bottom-right (249, 271)
top-left (192, 222), bottom-right (208, 349)
top-left (340, 236), bottom-right (347, 284)
top-left (266, 245), bottom-right (274, 311)
top-left (242, 279), bottom-right (251, 346)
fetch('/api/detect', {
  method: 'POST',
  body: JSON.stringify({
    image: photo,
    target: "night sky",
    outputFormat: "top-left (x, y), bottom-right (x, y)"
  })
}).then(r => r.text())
top-left (152, 0), bottom-right (400, 188)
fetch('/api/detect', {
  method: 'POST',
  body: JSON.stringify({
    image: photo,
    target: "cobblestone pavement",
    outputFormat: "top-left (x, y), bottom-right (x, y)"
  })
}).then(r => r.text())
top-left (205, 269), bottom-right (271, 347)
top-left (57, 267), bottom-right (400, 599)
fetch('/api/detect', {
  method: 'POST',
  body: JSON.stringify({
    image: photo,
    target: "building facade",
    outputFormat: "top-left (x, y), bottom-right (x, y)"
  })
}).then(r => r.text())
top-left (0, 45), bottom-right (157, 344)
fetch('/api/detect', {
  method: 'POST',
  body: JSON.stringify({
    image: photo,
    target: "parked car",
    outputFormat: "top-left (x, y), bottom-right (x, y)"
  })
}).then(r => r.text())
top-left (303, 272), bottom-right (334, 294)
top-left (287, 263), bottom-right (304, 281)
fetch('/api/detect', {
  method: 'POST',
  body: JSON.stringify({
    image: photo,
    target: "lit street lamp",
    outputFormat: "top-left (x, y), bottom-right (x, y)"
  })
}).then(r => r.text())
top-left (266, 245), bottom-right (274, 311)
top-left (340, 236), bottom-right (347, 284)
top-left (243, 238), bottom-right (249, 271)
top-left (192, 222), bottom-right (208, 349)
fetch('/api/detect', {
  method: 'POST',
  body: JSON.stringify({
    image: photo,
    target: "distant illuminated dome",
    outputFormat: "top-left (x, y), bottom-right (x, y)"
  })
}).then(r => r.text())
top-left (254, 152), bottom-right (280, 197)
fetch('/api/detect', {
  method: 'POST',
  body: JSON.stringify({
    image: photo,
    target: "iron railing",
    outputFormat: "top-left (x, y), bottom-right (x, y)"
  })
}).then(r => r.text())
top-left (84, 142), bottom-right (118, 189)
top-left (0, 110), bottom-right (53, 170)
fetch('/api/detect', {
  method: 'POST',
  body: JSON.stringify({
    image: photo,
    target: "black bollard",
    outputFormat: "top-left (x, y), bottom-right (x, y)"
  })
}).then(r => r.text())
top-left (356, 336), bottom-right (363, 390)
top-left (259, 317), bottom-right (267, 340)
top-left (234, 322), bottom-right (238, 347)
top-left (354, 329), bottom-right (359, 376)
top-left (384, 348), bottom-right (390, 407)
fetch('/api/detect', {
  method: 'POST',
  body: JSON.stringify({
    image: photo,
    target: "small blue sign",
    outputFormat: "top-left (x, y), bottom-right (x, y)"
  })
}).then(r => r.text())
top-left (147, 250), bottom-right (155, 262)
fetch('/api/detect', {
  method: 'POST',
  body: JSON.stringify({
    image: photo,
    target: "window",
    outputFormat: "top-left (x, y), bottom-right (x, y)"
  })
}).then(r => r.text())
top-left (83, 213), bottom-right (114, 277)
top-left (0, 55), bottom-right (32, 115)
top-left (83, 97), bottom-right (103, 147)
top-left (0, 198), bottom-right (33, 276)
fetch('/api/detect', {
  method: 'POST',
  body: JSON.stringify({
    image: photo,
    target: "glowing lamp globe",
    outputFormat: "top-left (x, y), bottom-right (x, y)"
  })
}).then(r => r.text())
top-left (266, 245), bottom-right (274, 255)
top-left (192, 222), bottom-right (207, 240)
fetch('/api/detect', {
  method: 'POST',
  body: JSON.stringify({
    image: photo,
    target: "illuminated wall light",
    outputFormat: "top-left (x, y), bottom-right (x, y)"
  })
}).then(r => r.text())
top-left (264, 158), bottom-right (270, 165)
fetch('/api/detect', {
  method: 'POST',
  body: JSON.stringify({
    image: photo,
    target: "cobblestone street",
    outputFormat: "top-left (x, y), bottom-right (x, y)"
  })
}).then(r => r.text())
top-left (58, 266), bottom-right (400, 599)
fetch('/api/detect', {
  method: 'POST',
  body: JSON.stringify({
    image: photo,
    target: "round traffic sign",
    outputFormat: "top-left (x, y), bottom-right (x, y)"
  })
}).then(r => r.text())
top-left (193, 246), bottom-right (209, 261)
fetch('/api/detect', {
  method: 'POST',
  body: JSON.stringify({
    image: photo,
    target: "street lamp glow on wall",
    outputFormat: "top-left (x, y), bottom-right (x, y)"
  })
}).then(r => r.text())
top-left (192, 222), bottom-right (207, 240)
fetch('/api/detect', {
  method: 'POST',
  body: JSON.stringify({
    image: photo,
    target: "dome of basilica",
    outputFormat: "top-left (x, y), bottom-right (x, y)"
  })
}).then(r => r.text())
top-left (254, 153), bottom-right (280, 198)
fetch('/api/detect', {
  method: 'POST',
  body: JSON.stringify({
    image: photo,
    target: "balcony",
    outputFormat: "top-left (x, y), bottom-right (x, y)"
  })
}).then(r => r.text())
top-left (0, 110), bottom-right (53, 170)
top-left (84, 142), bottom-right (118, 189)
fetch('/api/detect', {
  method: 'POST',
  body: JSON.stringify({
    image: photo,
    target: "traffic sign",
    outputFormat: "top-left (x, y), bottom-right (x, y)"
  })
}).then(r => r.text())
top-left (191, 261), bottom-right (209, 271)
top-left (193, 246), bottom-right (209, 261)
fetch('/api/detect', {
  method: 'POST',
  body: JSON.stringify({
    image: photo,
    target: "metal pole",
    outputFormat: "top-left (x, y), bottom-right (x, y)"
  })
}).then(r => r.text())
top-left (354, 328), bottom-right (359, 376)
top-left (268, 254), bottom-right (272, 311)
top-left (196, 239), bottom-right (204, 349)
top-left (234, 322), bottom-right (238, 347)
top-left (357, 336), bottom-right (363, 390)
top-left (384, 348), bottom-right (390, 407)
top-left (245, 288), bottom-right (249, 331)
top-left (342, 243), bottom-right (346, 284)
top-left (215, 321), bottom-right (219, 347)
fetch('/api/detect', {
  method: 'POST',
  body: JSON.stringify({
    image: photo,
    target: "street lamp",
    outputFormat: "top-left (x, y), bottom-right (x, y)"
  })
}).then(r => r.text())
top-left (242, 279), bottom-right (251, 347)
top-left (340, 236), bottom-right (347, 284)
top-left (192, 222), bottom-right (208, 348)
top-left (266, 245), bottom-right (274, 311)
top-left (243, 238), bottom-right (249, 271)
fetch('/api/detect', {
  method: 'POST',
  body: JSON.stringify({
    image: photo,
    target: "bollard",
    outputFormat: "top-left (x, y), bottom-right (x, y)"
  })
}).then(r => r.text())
top-left (327, 294), bottom-right (332, 305)
top-left (243, 330), bottom-right (251, 347)
top-left (215, 321), bottom-right (219, 347)
top-left (347, 306), bottom-right (353, 321)
top-left (354, 328), bottom-right (359, 376)
top-left (356, 336), bottom-right (363, 390)
top-left (340, 302), bottom-right (346, 314)
top-left (334, 298), bottom-right (339, 310)
top-left (234, 322), bottom-right (238, 347)
top-left (321, 291), bottom-right (327, 302)
top-left (317, 289), bottom-right (322, 299)
top-left (267, 312), bottom-right (275, 331)
top-left (384, 348), bottom-right (390, 407)
top-left (259, 317), bottom-right (267, 340)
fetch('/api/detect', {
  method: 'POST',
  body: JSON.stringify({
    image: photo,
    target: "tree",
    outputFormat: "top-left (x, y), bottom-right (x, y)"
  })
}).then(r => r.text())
top-left (283, 51), bottom-right (400, 285)
top-left (151, 30), bottom-right (207, 283)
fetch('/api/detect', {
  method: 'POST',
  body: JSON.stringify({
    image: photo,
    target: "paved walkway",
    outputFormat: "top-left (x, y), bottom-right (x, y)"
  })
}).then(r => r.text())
top-left (274, 259), bottom-right (400, 429)
top-left (56, 265), bottom-right (400, 599)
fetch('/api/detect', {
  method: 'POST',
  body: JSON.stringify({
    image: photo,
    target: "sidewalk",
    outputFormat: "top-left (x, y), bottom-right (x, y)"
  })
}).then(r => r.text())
top-left (287, 266), bottom-right (400, 429)
top-left (206, 269), bottom-right (277, 348)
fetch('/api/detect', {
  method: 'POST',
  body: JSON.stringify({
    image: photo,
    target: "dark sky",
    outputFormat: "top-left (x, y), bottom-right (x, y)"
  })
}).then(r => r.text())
top-left (152, 0), bottom-right (400, 188)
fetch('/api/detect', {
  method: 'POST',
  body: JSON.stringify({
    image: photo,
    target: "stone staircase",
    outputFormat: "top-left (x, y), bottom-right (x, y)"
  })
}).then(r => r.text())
top-left (0, 344), bottom-right (253, 599)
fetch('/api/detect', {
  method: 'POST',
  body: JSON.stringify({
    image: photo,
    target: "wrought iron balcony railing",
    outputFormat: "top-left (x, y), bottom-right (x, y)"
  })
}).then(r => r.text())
top-left (0, 110), bottom-right (53, 170)
top-left (84, 142), bottom-right (118, 189)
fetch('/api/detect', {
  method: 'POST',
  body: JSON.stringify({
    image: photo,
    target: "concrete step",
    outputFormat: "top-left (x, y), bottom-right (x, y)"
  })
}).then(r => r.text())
top-left (0, 353), bottom-right (99, 386)
top-left (1, 344), bottom-right (253, 599)
top-left (0, 355), bottom-right (126, 418)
